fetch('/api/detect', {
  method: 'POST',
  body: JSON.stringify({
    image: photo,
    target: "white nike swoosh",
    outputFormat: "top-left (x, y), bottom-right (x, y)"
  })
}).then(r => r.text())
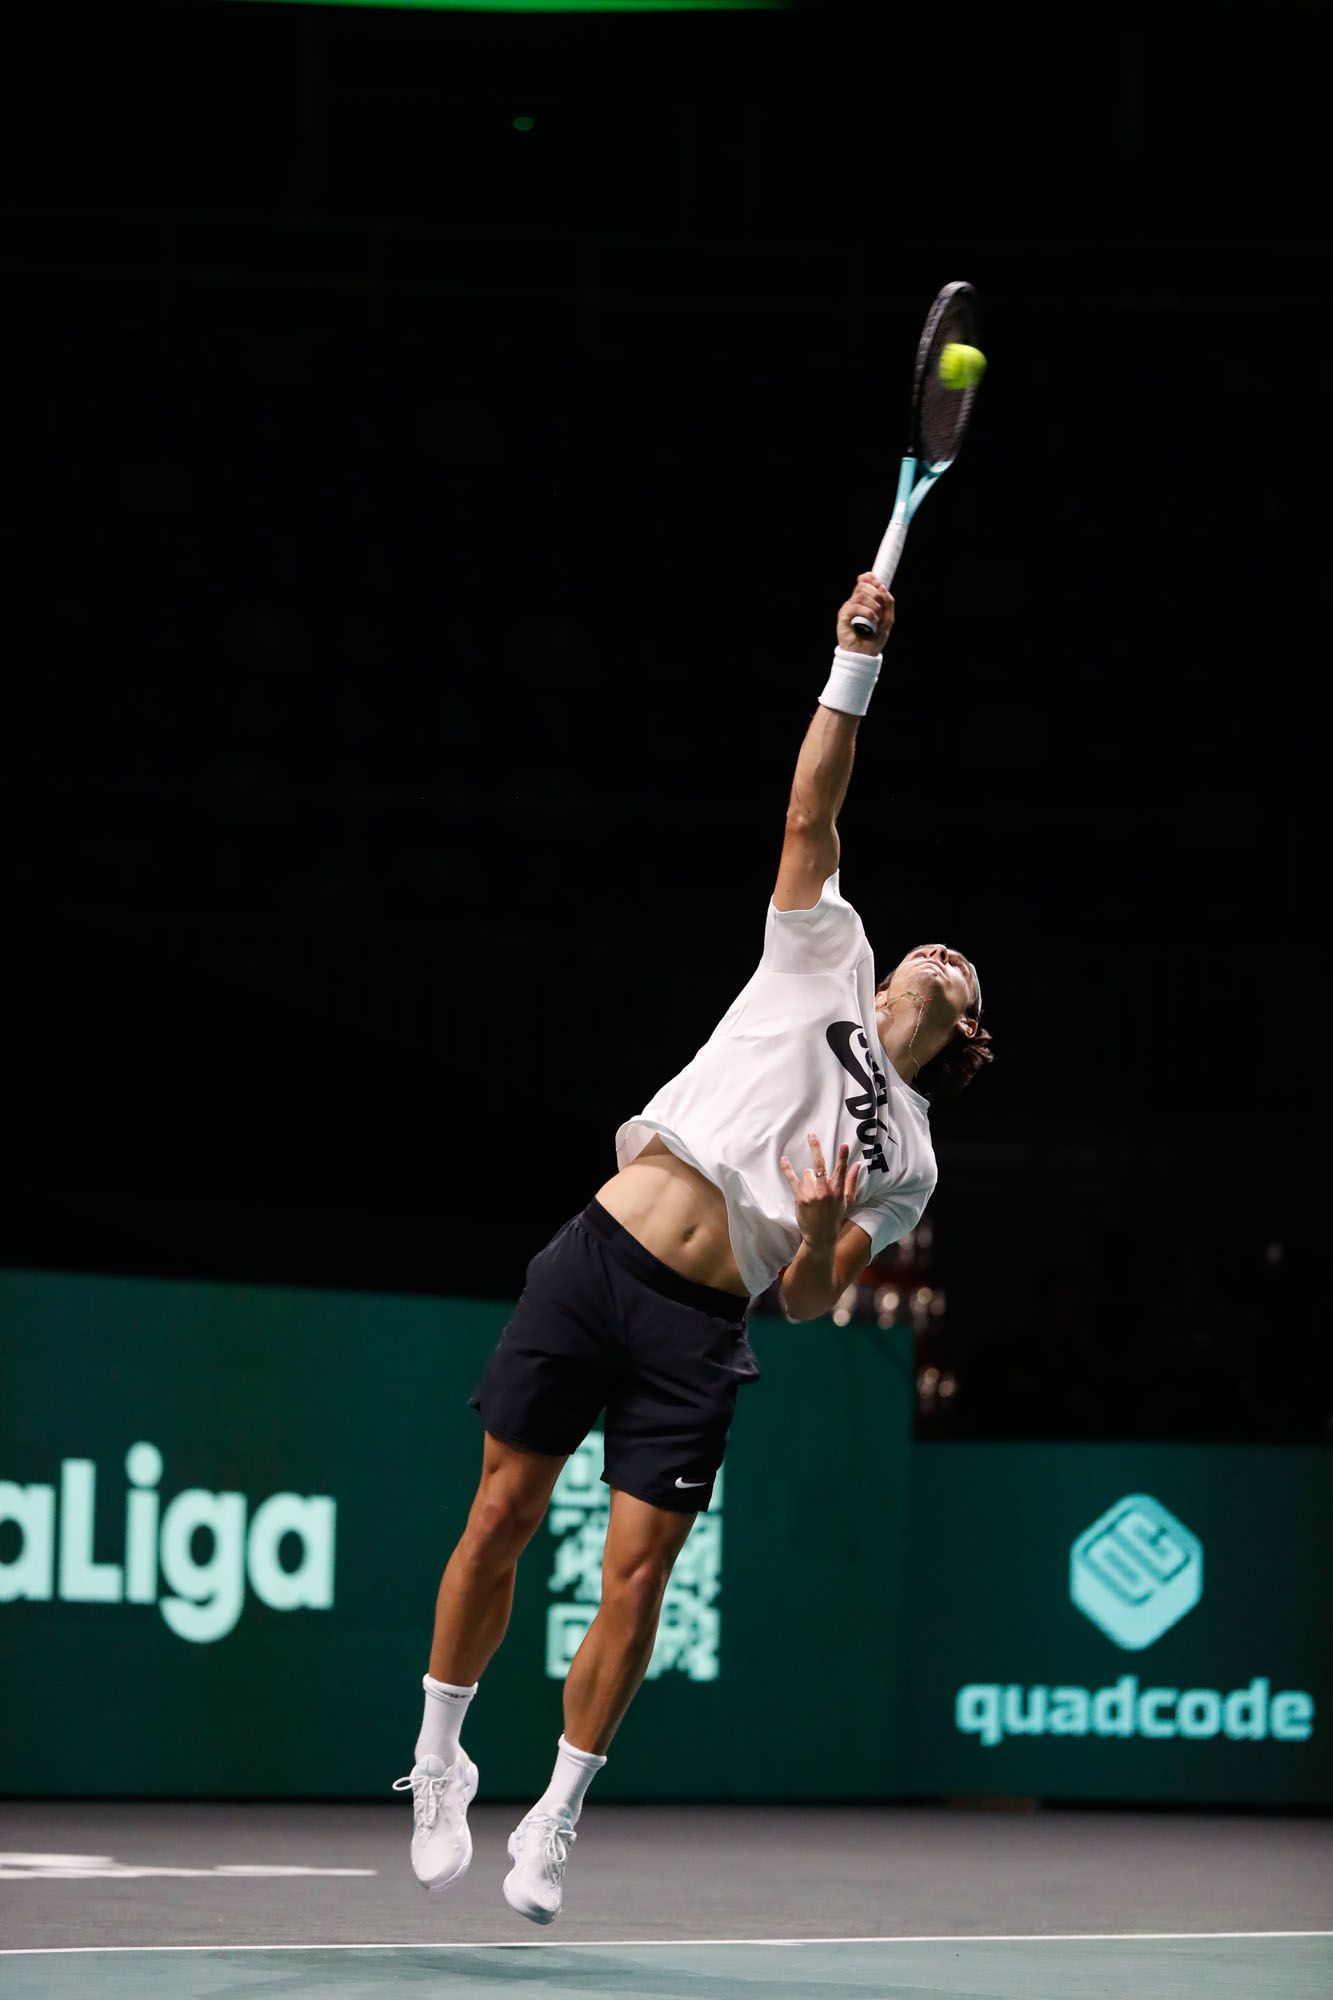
top-left (675, 1476), bottom-right (708, 1489)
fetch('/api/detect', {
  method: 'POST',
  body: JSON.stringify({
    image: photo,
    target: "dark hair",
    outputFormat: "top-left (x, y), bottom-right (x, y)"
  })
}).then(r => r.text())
top-left (912, 1018), bottom-right (994, 1102)
top-left (875, 968), bottom-right (994, 1104)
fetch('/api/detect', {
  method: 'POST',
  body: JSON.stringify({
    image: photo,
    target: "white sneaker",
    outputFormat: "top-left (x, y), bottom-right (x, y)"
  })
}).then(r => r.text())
top-left (391, 1751), bottom-right (478, 1892)
top-left (502, 1807), bottom-right (577, 1924)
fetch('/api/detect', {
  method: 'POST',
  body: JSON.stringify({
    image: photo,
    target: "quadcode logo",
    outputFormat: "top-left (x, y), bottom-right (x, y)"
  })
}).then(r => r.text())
top-left (955, 1485), bottom-right (1315, 1752)
top-left (1070, 1493), bottom-right (1202, 1651)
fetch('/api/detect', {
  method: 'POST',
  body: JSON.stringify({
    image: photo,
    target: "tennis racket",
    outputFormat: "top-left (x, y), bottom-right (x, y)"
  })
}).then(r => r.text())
top-left (850, 279), bottom-right (984, 637)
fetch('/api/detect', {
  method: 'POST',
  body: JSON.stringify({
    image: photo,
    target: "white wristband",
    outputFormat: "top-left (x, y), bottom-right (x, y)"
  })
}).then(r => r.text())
top-left (818, 645), bottom-right (882, 717)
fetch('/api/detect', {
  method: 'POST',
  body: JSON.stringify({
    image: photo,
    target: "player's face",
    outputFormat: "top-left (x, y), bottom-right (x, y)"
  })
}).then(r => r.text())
top-left (879, 943), bottom-right (979, 1027)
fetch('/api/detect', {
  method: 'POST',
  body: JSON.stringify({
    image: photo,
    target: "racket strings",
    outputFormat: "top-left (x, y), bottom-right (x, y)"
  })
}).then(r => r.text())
top-left (917, 291), bottom-right (979, 469)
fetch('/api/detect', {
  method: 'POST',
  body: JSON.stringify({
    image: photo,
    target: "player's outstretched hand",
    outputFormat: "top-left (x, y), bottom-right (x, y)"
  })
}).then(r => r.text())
top-left (779, 1133), bottom-right (861, 1258)
top-left (836, 574), bottom-right (894, 654)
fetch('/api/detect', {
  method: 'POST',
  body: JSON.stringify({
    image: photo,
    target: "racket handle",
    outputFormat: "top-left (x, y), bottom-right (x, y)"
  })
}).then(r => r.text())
top-left (850, 521), bottom-right (908, 636)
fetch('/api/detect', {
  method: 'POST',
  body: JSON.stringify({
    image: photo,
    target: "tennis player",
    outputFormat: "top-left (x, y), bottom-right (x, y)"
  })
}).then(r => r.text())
top-left (394, 573), bottom-right (991, 1919)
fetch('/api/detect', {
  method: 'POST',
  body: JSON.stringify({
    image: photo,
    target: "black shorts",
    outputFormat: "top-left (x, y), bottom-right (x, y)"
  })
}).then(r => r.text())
top-left (468, 1199), bottom-right (760, 1514)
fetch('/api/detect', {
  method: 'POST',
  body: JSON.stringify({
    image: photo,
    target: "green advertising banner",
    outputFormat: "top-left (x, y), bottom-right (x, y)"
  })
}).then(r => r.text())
top-left (906, 1444), bottom-right (1333, 1805)
top-left (5, 1272), bottom-right (1330, 1804)
top-left (0, 1268), bottom-right (912, 1801)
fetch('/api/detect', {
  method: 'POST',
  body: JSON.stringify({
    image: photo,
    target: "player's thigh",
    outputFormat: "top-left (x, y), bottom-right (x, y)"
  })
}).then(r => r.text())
top-left (464, 1431), bottom-right (568, 1551)
top-left (602, 1486), bottom-right (697, 1595)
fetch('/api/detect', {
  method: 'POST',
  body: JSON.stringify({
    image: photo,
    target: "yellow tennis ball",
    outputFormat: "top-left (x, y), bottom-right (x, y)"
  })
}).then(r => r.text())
top-left (939, 342), bottom-right (987, 390)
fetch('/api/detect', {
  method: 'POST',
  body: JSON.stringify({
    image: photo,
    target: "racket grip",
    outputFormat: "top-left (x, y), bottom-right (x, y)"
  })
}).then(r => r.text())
top-left (850, 521), bottom-right (908, 637)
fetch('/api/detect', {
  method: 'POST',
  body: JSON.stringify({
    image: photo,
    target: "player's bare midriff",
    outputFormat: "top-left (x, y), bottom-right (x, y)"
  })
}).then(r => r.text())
top-left (594, 1136), bottom-right (750, 1300)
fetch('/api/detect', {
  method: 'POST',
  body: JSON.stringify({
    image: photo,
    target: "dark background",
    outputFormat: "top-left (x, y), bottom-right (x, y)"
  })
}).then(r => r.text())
top-left (3, 0), bottom-right (1325, 1440)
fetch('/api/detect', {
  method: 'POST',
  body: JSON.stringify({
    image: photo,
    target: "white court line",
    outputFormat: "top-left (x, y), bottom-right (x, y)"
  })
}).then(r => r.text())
top-left (3, 1930), bottom-right (1330, 1956)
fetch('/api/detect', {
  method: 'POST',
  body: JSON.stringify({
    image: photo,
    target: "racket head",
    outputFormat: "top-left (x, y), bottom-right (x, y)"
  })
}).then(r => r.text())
top-left (911, 280), bottom-right (981, 472)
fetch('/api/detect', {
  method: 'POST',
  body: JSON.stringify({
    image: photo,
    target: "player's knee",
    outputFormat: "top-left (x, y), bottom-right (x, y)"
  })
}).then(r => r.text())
top-left (603, 1555), bottom-right (669, 1638)
top-left (463, 1485), bottom-right (547, 1566)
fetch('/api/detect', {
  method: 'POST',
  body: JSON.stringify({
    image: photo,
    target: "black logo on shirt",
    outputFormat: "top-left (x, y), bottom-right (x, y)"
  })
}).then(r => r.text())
top-left (826, 1021), bottom-right (895, 1175)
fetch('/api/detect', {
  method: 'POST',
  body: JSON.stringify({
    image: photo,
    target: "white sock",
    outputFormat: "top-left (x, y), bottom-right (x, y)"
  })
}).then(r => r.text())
top-left (532, 1734), bottom-right (606, 1825)
top-left (415, 1673), bottom-right (477, 1768)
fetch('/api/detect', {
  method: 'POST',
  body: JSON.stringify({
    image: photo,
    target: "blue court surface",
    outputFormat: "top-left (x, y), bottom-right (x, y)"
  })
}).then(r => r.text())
top-left (5, 1934), bottom-right (1333, 2000)
top-left (3, 1802), bottom-right (1330, 1999)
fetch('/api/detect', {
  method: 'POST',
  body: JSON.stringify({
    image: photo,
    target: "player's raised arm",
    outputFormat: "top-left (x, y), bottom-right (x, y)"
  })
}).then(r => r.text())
top-left (773, 574), bottom-right (894, 912)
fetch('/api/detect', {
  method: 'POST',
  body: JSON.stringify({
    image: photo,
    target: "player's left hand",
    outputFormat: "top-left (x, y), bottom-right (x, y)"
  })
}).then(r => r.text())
top-left (779, 1133), bottom-right (860, 1257)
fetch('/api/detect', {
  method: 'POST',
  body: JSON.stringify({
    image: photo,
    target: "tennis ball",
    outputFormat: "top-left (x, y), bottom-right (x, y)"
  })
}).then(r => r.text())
top-left (939, 342), bottom-right (987, 390)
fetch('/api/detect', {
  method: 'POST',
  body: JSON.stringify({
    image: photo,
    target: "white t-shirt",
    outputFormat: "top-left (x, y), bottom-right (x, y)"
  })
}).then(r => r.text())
top-left (616, 872), bottom-right (937, 1298)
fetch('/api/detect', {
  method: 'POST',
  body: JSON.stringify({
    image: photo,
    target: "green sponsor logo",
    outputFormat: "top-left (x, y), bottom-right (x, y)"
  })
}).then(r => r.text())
top-left (1070, 1493), bottom-right (1202, 1649)
top-left (957, 1675), bottom-right (1315, 1748)
top-left (544, 1432), bottom-right (722, 1683)
top-left (951, 1490), bottom-right (1315, 1751)
top-left (0, 1443), bottom-right (336, 1643)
